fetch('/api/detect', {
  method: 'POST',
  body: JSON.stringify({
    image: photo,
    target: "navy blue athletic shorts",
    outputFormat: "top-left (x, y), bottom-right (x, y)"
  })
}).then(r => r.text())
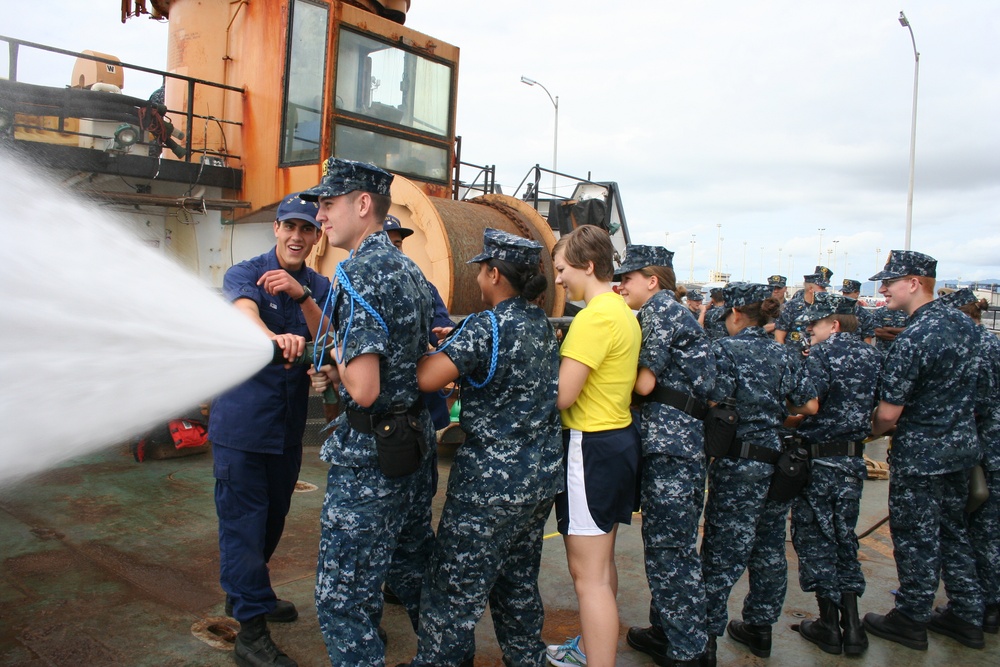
top-left (555, 424), bottom-right (641, 535)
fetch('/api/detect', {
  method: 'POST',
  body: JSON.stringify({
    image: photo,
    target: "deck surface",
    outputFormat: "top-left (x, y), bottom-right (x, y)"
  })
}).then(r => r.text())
top-left (2, 437), bottom-right (997, 666)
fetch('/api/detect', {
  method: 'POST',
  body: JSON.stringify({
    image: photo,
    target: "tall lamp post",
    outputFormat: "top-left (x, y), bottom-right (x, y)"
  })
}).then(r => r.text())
top-left (874, 247), bottom-right (881, 296)
top-left (520, 76), bottom-right (559, 196)
top-left (715, 224), bottom-right (723, 276)
top-left (817, 228), bottom-right (825, 264)
top-left (899, 11), bottom-right (919, 250)
top-left (689, 236), bottom-right (697, 282)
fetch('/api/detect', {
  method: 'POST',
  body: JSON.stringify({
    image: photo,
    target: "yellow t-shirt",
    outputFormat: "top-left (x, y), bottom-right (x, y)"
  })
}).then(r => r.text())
top-left (559, 290), bottom-right (641, 432)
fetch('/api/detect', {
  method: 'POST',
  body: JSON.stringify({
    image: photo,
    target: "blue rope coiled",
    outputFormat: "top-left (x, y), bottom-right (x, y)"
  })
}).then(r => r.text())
top-left (430, 310), bottom-right (499, 388)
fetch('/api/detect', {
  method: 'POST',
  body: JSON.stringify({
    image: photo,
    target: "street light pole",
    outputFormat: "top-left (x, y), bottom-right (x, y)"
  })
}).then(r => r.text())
top-left (715, 224), bottom-right (722, 275)
top-left (899, 11), bottom-right (919, 250)
top-left (874, 247), bottom-right (881, 296)
top-left (689, 236), bottom-right (696, 282)
top-left (832, 239), bottom-right (839, 269)
top-left (817, 228), bottom-right (825, 264)
top-left (520, 76), bottom-right (559, 196)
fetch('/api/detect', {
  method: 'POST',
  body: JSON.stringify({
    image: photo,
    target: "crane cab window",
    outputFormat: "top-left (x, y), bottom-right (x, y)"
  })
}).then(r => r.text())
top-left (280, 0), bottom-right (329, 165)
top-left (335, 29), bottom-right (451, 136)
top-left (334, 124), bottom-right (449, 181)
top-left (333, 27), bottom-right (453, 182)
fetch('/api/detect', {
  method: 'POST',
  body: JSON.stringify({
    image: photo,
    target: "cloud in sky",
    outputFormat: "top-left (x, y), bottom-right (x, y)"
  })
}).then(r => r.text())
top-left (4, 0), bottom-right (998, 283)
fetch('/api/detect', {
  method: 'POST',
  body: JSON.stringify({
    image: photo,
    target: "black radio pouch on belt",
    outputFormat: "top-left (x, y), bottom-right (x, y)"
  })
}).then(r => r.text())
top-left (704, 397), bottom-right (739, 458)
top-left (768, 436), bottom-right (811, 502)
top-left (371, 406), bottom-right (427, 479)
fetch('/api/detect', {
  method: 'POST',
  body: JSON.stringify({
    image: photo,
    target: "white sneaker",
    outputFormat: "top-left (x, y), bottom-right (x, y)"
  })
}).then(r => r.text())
top-left (546, 635), bottom-right (587, 666)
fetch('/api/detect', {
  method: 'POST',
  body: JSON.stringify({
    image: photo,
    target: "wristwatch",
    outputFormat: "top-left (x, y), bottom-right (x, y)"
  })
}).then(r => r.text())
top-left (294, 285), bottom-right (312, 304)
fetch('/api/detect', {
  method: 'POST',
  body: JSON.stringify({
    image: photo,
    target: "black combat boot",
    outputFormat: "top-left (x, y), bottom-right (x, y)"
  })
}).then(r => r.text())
top-left (984, 604), bottom-right (1000, 634)
top-left (234, 614), bottom-right (297, 667)
top-left (699, 635), bottom-right (717, 667)
top-left (625, 625), bottom-right (702, 665)
top-left (795, 596), bottom-right (842, 655)
top-left (840, 592), bottom-right (868, 655)
top-left (226, 596), bottom-right (298, 623)
top-left (936, 602), bottom-right (999, 635)
top-left (626, 625), bottom-right (670, 665)
top-left (862, 608), bottom-right (927, 651)
top-left (726, 620), bottom-right (771, 658)
top-left (928, 607), bottom-right (985, 649)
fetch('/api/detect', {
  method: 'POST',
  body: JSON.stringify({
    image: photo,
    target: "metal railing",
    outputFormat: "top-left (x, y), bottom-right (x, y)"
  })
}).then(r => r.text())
top-left (1, 35), bottom-right (244, 163)
top-left (452, 135), bottom-right (497, 199)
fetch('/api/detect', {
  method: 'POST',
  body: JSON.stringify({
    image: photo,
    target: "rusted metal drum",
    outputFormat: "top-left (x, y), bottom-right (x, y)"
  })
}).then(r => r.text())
top-left (312, 175), bottom-right (564, 317)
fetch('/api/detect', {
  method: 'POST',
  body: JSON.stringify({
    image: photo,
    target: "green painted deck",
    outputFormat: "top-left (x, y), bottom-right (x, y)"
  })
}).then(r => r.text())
top-left (1, 438), bottom-right (997, 666)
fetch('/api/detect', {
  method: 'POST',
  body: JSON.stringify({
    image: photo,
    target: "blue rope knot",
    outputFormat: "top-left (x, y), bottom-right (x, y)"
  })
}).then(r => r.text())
top-left (429, 310), bottom-right (499, 388)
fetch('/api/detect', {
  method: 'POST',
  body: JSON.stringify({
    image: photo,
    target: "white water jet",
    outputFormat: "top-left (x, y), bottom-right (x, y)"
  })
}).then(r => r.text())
top-left (0, 151), bottom-right (273, 484)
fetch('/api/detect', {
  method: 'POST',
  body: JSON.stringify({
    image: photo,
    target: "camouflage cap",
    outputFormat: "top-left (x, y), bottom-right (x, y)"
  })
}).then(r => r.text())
top-left (300, 157), bottom-right (393, 201)
top-left (613, 244), bottom-right (675, 279)
top-left (812, 265), bottom-right (833, 287)
top-left (842, 279), bottom-right (862, 294)
top-left (275, 192), bottom-right (321, 229)
top-left (939, 287), bottom-right (977, 308)
top-left (797, 291), bottom-right (857, 323)
top-left (710, 287), bottom-right (724, 299)
top-left (467, 228), bottom-right (542, 267)
top-left (722, 282), bottom-right (773, 308)
top-left (803, 273), bottom-right (821, 285)
top-left (767, 274), bottom-right (787, 288)
top-left (869, 250), bottom-right (937, 281)
top-left (383, 214), bottom-right (413, 239)
top-left (686, 289), bottom-right (704, 302)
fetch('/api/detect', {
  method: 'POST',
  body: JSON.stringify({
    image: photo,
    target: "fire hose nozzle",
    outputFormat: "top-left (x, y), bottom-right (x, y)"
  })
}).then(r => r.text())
top-left (270, 340), bottom-right (322, 366)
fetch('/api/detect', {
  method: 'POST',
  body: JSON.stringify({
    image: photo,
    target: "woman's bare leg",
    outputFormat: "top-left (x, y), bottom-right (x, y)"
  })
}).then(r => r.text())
top-left (564, 525), bottom-right (620, 666)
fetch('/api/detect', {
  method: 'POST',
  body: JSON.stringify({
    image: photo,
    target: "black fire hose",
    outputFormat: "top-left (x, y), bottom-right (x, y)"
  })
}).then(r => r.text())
top-left (270, 340), bottom-right (329, 366)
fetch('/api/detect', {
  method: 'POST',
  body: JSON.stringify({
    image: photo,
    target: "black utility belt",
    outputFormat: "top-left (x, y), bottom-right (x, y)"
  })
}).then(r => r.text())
top-left (346, 403), bottom-right (422, 435)
top-left (724, 439), bottom-right (781, 465)
top-left (808, 440), bottom-right (864, 458)
top-left (636, 385), bottom-right (709, 420)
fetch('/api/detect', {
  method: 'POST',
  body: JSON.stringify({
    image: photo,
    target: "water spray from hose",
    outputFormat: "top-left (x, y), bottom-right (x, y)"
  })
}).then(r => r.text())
top-left (0, 149), bottom-right (274, 485)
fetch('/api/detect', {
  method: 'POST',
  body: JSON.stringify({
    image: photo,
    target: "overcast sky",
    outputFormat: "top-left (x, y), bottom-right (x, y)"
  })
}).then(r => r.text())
top-left (5, 1), bottom-right (998, 286)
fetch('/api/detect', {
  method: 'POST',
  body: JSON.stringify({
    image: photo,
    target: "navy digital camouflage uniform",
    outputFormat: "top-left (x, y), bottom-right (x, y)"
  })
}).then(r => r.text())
top-left (314, 231), bottom-right (437, 666)
top-left (841, 280), bottom-right (875, 342)
top-left (703, 305), bottom-right (729, 340)
top-left (702, 283), bottom-right (815, 637)
top-left (879, 297), bottom-right (984, 625)
top-left (791, 329), bottom-right (880, 605)
top-left (634, 287), bottom-right (716, 661)
top-left (411, 291), bottom-right (563, 667)
top-left (852, 303), bottom-right (876, 341)
top-left (869, 305), bottom-right (907, 355)
top-left (765, 275), bottom-right (787, 340)
top-left (776, 289), bottom-right (812, 361)
top-left (942, 288), bottom-right (1000, 620)
top-left (971, 326), bottom-right (1000, 617)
